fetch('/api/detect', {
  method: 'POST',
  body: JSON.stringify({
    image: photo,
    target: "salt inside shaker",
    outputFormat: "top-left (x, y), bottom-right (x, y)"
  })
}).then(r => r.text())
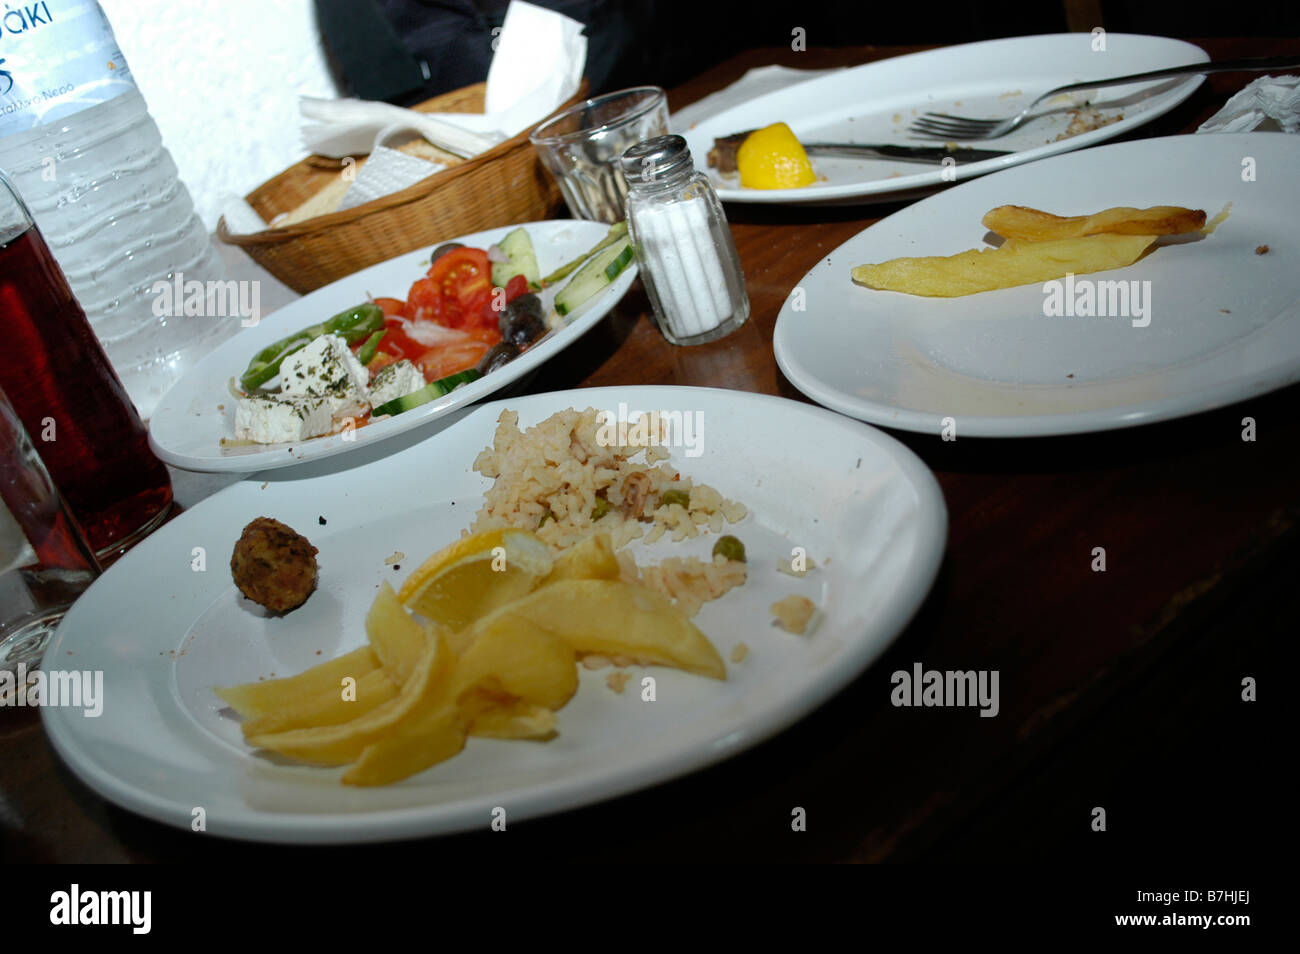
top-left (621, 136), bottom-right (749, 345)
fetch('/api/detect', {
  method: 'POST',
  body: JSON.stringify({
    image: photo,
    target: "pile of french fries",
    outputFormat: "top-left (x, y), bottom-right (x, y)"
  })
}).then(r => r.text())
top-left (215, 534), bottom-right (725, 786)
top-left (851, 204), bottom-right (1208, 297)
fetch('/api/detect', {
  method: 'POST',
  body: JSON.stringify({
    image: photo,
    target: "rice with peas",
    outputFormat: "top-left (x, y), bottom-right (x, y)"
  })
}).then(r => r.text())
top-left (470, 407), bottom-right (748, 614)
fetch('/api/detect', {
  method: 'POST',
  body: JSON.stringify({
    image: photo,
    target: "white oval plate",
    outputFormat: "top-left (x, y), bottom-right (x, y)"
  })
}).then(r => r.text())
top-left (684, 34), bottom-right (1206, 205)
top-left (149, 220), bottom-right (638, 473)
top-left (44, 386), bottom-right (945, 844)
top-left (774, 133), bottom-right (1300, 437)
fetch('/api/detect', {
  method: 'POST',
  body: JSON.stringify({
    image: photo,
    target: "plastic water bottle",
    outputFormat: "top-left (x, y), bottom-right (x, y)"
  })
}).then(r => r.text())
top-left (0, 0), bottom-right (234, 418)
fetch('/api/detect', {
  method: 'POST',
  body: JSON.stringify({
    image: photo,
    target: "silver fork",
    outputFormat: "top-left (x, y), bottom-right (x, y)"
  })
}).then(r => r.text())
top-left (909, 55), bottom-right (1300, 140)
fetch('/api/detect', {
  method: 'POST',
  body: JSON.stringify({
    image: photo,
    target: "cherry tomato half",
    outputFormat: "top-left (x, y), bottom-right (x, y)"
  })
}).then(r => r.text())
top-left (427, 247), bottom-right (493, 328)
top-left (405, 277), bottom-right (446, 324)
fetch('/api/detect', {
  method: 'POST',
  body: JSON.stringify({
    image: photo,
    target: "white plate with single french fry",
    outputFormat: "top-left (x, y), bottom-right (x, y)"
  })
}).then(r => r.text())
top-left (774, 133), bottom-right (1300, 437)
top-left (42, 386), bottom-right (945, 843)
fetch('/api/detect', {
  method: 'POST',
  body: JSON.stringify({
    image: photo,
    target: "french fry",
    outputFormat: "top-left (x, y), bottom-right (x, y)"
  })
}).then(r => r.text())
top-left (214, 645), bottom-right (379, 720)
top-left (501, 579), bottom-right (726, 680)
top-left (540, 532), bottom-right (621, 585)
top-left (451, 614), bottom-right (578, 710)
top-left (851, 233), bottom-right (1158, 298)
top-left (343, 703), bottom-right (468, 786)
top-left (341, 619), bottom-right (575, 786)
top-left (366, 581), bottom-right (430, 685)
top-left (246, 628), bottom-right (454, 766)
top-left (467, 696), bottom-right (559, 740)
top-left (981, 204), bottom-right (1206, 241)
top-left (240, 668), bottom-right (399, 736)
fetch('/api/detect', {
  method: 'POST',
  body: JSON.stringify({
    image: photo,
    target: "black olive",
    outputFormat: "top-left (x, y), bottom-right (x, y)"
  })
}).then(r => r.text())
top-left (508, 293), bottom-right (543, 320)
top-left (430, 242), bottom-right (465, 263)
top-left (497, 296), bottom-right (539, 336)
top-left (502, 311), bottom-right (546, 347)
top-left (477, 342), bottom-right (520, 375)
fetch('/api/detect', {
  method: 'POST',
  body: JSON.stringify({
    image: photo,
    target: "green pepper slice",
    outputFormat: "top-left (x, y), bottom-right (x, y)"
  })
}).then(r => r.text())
top-left (238, 303), bottom-right (385, 392)
top-left (356, 329), bottom-right (386, 366)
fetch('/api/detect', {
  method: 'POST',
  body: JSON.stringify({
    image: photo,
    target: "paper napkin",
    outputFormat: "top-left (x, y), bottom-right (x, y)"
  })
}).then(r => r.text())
top-left (301, 0), bottom-right (585, 159)
top-left (225, 0), bottom-right (586, 234)
top-left (1198, 75), bottom-right (1300, 134)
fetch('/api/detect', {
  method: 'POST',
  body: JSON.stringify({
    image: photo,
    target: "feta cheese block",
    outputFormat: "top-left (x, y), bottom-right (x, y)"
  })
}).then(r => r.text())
top-left (279, 333), bottom-right (370, 399)
top-left (367, 360), bottom-right (427, 408)
top-left (234, 393), bottom-right (369, 444)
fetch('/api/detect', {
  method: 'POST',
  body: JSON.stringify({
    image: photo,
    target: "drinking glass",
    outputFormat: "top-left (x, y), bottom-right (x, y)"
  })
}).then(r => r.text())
top-left (529, 86), bottom-right (669, 223)
top-left (0, 383), bottom-right (100, 677)
top-left (0, 170), bottom-right (173, 560)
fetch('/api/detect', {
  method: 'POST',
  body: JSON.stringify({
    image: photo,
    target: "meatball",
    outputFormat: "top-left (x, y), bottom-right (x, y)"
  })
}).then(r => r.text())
top-left (231, 517), bottom-right (319, 613)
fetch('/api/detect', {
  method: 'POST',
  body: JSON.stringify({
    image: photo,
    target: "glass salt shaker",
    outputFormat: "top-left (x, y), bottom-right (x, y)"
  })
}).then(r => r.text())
top-left (620, 135), bottom-right (749, 345)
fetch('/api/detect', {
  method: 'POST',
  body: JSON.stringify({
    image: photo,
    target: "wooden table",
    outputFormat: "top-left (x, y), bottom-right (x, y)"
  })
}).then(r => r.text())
top-left (3, 38), bottom-right (1294, 864)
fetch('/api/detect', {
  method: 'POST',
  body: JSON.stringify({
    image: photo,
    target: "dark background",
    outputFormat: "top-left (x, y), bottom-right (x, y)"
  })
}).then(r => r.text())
top-left (314, 0), bottom-right (1300, 104)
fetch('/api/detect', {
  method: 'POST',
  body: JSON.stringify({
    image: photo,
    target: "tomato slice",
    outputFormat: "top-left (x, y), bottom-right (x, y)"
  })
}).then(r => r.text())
top-left (373, 297), bottom-right (406, 317)
top-left (404, 277), bottom-right (446, 324)
top-left (503, 274), bottom-right (528, 304)
top-left (464, 324), bottom-right (501, 346)
top-left (415, 340), bottom-right (491, 381)
top-left (427, 247), bottom-right (492, 328)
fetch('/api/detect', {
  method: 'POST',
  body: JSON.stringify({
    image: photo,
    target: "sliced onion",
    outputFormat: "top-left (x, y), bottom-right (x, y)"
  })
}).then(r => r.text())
top-left (486, 243), bottom-right (508, 263)
top-left (402, 320), bottom-right (478, 348)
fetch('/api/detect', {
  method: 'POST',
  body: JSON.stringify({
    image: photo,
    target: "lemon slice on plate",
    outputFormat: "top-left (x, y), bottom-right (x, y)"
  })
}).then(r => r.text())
top-left (398, 529), bottom-right (554, 630)
top-left (736, 122), bottom-right (817, 190)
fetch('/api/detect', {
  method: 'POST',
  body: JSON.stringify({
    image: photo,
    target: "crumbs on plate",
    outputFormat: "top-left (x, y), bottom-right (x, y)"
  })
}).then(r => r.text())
top-left (771, 595), bottom-right (816, 635)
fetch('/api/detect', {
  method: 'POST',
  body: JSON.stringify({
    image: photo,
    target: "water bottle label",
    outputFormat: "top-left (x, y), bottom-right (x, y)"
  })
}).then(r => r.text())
top-left (0, 1), bottom-right (137, 138)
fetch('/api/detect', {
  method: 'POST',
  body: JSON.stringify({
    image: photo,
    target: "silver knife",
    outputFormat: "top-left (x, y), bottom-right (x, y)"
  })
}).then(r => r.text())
top-left (800, 142), bottom-right (1011, 163)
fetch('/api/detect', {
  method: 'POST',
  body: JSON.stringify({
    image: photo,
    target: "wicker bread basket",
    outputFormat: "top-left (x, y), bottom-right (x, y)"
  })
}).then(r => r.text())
top-left (216, 80), bottom-right (587, 294)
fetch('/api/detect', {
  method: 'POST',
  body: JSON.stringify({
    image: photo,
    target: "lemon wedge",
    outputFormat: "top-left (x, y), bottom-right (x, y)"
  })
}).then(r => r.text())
top-left (736, 122), bottom-right (816, 190)
top-left (398, 529), bottom-right (554, 631)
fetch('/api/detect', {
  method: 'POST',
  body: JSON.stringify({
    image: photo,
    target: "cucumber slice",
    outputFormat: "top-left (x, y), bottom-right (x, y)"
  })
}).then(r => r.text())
top-left (490, 227), bottom-right (541, 289)
top-left (554, 238), bottom-right (634, 317)
top-left (541, 220), bottom-right (629, 286)
top-left (372, 369), bottom-right (481, 417)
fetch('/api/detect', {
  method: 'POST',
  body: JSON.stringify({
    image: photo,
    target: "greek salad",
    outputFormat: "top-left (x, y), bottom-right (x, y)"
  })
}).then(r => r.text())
top-left (229, 222), bottom-right (633, 445)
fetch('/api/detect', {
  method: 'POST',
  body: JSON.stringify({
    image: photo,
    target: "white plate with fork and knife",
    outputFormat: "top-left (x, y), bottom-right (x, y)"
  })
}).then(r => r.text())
top-left (683, 33), bottom-right (1209, 204)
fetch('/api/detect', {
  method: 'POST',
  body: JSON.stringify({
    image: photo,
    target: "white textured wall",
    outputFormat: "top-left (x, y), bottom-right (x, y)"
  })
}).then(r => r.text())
top-left (100, 0), bottom-right (340, 230)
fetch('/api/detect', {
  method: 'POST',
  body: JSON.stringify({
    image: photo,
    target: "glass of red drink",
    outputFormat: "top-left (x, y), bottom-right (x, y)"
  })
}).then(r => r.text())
top-left (0, 171), bottom-right (173, 559)
top-left (0, 382), bottom-right (100, 675)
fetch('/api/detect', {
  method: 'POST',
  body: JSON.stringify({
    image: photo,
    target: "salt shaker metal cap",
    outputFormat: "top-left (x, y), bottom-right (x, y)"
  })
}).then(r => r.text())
top-left (621, 135), bottom-right (695, 183)
top-left (620, 137), bottom-right (750, 346)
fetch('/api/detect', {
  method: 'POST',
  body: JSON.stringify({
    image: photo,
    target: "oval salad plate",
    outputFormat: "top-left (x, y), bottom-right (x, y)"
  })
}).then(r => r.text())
top-left (774, 133), bottom-right (1300, 437)
top-left (44, 386), bottom-right (945, 844)
top-left (149, 220), bottom-right (637, 473)
top-left (683, 33), bottom-right (1206, 205)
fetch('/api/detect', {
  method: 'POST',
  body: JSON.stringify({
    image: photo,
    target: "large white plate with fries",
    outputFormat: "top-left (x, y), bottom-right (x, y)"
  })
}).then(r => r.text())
top-left (774, 133), bottom-right (1300, 437)
top-left (684, 34), bottom-right (1207, 204)
top-left (42, 386), bottom-right (945, 843)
